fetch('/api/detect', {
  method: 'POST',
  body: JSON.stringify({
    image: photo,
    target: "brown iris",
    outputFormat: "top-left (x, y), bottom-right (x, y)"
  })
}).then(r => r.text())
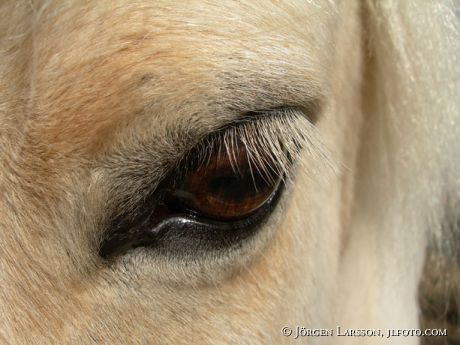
top-left (168, 138), bottom-right (280, 221)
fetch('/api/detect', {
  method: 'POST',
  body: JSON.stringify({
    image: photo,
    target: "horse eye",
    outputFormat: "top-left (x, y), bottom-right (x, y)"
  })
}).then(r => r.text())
top-left (99, 133), bottom-right (283, 260)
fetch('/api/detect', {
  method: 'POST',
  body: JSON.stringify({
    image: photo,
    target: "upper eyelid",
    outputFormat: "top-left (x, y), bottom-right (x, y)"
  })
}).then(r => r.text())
top-left (101, 104), bottom-right (314, 174)
top-left (155, 105), bottom-right (316, 187)
top-left (176, 102), bottom-right (320, 167)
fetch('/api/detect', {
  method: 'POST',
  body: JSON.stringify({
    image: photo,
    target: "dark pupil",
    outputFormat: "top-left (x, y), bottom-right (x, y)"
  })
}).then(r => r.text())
top-left (208, 173), bottom-right (253, 202)
top-left (170, 139), bottom-right (279, 220)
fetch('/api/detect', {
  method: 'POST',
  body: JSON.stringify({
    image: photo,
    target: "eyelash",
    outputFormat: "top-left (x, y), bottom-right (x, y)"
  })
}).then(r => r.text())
top-left (178, 108), bottom-right (314, 184)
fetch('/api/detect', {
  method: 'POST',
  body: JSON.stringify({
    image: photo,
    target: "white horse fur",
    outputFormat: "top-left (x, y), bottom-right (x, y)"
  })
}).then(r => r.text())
top-left (0, 1), bottom-right (458, 344)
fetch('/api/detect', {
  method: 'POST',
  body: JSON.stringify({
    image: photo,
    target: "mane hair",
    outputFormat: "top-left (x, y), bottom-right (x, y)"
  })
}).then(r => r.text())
top-left (360, 0), bottom-right (460, 338)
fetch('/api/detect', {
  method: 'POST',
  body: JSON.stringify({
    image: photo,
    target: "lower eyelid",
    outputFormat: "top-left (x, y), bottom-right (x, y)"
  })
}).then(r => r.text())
top-left (99, 182), bottom-right (284, 260)
top-left (136, 212), bottom-right (270, 254)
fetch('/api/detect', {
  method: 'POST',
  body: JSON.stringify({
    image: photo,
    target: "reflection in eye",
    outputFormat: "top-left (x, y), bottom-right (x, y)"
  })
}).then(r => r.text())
top-left (99, 108), bottom-right (320, 260)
